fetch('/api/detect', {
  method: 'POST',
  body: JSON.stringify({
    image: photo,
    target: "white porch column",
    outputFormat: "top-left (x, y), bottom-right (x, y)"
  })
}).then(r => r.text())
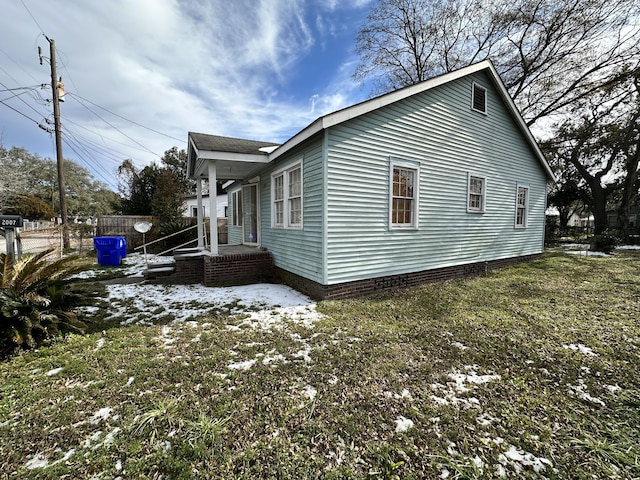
top-left (196, 178), bottom-right (204, 249)
top-left (208, 161), bottom-right (219, 255)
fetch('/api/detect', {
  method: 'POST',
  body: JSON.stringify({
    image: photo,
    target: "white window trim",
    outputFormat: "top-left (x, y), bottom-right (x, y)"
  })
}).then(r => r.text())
top-left (231, 190), bottom-right (242, 227)
top-left (472, 82), bottom-right (487, 114)
top-left (389, 159), bottom-right (420, 230)
top-left (467, 173), bottom-right (486, 214)
top-left (515, 184), bottom-right (529, 228)
top-left (271, 160), bottom-right (303, 230)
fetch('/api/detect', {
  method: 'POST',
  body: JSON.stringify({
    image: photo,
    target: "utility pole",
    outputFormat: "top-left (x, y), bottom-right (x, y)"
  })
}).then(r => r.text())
top-left (48, 37), bottom-right (70, 250)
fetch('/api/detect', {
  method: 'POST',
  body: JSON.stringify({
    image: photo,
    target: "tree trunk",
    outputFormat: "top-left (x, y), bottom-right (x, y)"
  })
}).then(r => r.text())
top-left (591, 187), bottom-right (609, 235)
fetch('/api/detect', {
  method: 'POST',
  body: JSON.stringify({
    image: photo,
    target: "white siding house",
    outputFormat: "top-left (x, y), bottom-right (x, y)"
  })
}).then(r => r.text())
top-left (187, 61), bottom-right (554, 299)
top-left (183, 194), bottom-right (227, 219)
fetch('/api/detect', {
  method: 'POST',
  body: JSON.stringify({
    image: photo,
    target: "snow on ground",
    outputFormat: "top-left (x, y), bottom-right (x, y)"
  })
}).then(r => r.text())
top-left (563, 343), bottom-right (597, 356)
top-left (55, 250), bottom-right (625, 476)
top-left (93, 253), bottom-right (322, 327)
top-left (560, 243), bottom-right (640, 257)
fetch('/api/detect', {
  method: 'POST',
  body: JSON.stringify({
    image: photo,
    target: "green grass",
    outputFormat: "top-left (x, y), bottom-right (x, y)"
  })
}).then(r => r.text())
top-left (1, 250), bottom-right (639, 479)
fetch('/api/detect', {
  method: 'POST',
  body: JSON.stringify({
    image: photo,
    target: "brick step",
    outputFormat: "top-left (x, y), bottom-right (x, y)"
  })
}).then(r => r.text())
top-left (174, 247), bottom-right (204, 257)
top-left (144, 262), bottom-right (176, 280)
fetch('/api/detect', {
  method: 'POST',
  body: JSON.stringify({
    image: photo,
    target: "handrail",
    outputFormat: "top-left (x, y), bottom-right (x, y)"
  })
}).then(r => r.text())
top-left (155, 238), bottom-right (202, 257)
top-left (133, 224), bottom-right (198, 251)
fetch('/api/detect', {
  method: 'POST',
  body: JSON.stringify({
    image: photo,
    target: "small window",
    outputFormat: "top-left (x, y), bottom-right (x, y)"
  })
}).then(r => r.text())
top-left (232, 190), bottom-right (243, 226)
top-left (390, 162), bottom-right (419, 229)
top-left (515, 185), bottom-right (529, 228)
top-left (271, 161), bottom-right (303, 229)
top-left (472, 83), bottom-right (487, 114)
top-left (467, 174), bottom-right (485, 213)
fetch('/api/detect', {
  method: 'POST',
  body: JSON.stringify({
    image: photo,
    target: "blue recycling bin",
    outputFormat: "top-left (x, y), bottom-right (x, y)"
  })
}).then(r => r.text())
top-left (116, 236), bottom-right (127, 258)
top-left (94, 236), bottom-right (126, 266)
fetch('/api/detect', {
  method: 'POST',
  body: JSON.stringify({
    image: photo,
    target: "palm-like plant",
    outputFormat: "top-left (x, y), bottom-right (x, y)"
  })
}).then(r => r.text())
top-left (0, 249), bottom-right (91, 357)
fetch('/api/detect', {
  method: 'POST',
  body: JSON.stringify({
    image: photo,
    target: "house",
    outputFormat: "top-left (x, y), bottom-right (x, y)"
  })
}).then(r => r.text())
top-left (186, 60), bottom-right (555, 299)
top-left (183, 180), bottom-right (228, 219)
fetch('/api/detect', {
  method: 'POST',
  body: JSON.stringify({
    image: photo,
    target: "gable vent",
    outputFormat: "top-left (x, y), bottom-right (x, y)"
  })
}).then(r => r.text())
top-left (472, 83), bottom-right (487, 114)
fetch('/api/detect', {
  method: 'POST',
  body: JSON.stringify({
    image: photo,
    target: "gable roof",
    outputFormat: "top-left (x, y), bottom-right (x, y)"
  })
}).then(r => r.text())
top-left (269, 60), bottom-right (554, 180)
top-left (189, 133), bottom-right (279, 155)
top-left (188, 60), bottom-right (554, 182)
top-left (187, 133), bottom-right (280, 180)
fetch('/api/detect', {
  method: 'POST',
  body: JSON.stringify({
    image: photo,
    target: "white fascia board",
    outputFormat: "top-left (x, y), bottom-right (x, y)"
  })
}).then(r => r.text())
top-left (187, 136), bottom-right (199, 178)
top-left (324, 62), bottom-right (494, 128)
top-left (482, 62), bottom-right (556, 182)
top-left (269, 120), bottom-right (324, 161)
top-left (269, 61), bottom-right (495, 163)
top-left (268, 59), bottom-right (555, 183)
top-left (197, 150), bottom-right (270, 163)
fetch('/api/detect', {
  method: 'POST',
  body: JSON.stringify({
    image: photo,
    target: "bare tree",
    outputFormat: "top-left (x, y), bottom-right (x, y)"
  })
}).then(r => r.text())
top-left (354, 0), bottom-right (640, 126)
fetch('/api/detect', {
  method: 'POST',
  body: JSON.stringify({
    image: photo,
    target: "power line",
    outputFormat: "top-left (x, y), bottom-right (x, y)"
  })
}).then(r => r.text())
top-left (61, 124), bottom-right (127, 170)
top-left (62, 94), bottom-right (162, 157)
top-left (62, 116), bottom-right (167, 161)
top-left (0, 85), bottom-right (44, 93)
top-left (66, 92), bottom-right (186, 144)
top-left (60, 131), bottom-right (116, 186)
top-left (0, 73), bottom-right (50, 119)
top-left (18, 0), bottom-right (46, 35)
top-left (0, 98), bottom-right (41, 125)
top-left (0, 46), bottom-right (41, 84)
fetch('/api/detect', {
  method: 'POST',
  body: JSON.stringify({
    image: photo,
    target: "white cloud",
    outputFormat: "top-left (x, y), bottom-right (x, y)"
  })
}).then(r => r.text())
top-left (1, 0), bottom-right (371, 187)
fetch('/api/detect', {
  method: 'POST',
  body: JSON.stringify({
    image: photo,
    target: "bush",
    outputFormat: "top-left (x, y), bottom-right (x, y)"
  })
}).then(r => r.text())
top-left (590, 229), bottom-right (621, 253)
top-left (0, 250), bottom-right (92, 358)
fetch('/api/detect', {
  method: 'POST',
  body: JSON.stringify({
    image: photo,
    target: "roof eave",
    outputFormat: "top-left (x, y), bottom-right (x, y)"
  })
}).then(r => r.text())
top-left (270, 60), bottom-right (555, 182)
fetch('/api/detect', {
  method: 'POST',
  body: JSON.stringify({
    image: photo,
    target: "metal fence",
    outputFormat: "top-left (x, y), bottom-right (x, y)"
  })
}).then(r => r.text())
top-left (0, 225), bottom-right (95, 256)
top-left (1, 216), bottom-right (229, 256)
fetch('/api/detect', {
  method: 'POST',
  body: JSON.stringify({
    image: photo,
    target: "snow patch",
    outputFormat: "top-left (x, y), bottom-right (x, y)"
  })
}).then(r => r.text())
top-left (395, 416), bottom-right (414, 432)
top-left (568, 380), bottom-right (606, 407)
top-left (25, 453), bottom-right (49, 469)
top-left (303, 385), bottom-right (317, 400)
top-left (498, 445), bottom-right (552, 474)
top-left (90, 407), bottom-right (112, 424)
top-left (228, 359), bottom-right (257, 371)
top-left (94, 338), bottom-right (105, 351)
top-left (563, 343), bottom-right (597, 356)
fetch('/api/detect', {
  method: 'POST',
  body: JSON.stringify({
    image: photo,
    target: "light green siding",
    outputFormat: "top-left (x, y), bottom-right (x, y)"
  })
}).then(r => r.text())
top-left (324, 71), bottom-right (548, 284)
top-left (257, 140), bottom-right (325, 283)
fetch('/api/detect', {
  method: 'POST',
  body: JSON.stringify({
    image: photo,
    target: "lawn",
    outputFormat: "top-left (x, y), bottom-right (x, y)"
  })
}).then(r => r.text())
top-left (1, 249), bottom-right (639, 479)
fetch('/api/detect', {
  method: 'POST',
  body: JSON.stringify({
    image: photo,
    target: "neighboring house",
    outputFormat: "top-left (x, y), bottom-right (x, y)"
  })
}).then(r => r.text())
top-left (183, 194), bottom-right (227, 219)
top-left (187, 60), bottom-right (555, 299)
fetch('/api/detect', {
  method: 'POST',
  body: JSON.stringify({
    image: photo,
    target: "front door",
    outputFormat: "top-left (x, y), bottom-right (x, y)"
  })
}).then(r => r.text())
top-left (242, 184), bottom-right (259, 245)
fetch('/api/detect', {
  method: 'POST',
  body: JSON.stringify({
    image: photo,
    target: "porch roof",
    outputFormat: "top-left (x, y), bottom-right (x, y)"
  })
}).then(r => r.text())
top-left (187, 132), bottom-right (280, 181)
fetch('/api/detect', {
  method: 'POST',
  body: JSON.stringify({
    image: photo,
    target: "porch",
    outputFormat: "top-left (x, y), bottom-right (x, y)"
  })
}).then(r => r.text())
top-left (144, 245), bottom-right (275, 286)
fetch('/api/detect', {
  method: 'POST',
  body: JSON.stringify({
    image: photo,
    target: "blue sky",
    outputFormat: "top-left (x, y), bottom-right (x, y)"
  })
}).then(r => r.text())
top-left (0, 0), bottom-right (374, 189)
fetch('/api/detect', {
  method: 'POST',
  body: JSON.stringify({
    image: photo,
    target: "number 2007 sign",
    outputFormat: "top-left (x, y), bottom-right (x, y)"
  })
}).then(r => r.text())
top-left (0, 215), bottom-right (23, 228)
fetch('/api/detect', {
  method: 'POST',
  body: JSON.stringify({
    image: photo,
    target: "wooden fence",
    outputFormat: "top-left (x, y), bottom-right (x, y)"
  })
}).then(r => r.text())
top-left (96, 216), bottom-right (155, 252)
top-left (96, 216), bottom-right (228, 252)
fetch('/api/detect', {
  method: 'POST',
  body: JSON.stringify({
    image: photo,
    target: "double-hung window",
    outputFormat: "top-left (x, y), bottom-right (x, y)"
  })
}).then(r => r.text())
top-left (515, 185), bottom-right (529, 228)
top-left (467, 174), bottom-right (485, 213)
top-left (390, 161), bottom-right (419, 229)
top-left (272, 162), bottom-right (302, 229)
